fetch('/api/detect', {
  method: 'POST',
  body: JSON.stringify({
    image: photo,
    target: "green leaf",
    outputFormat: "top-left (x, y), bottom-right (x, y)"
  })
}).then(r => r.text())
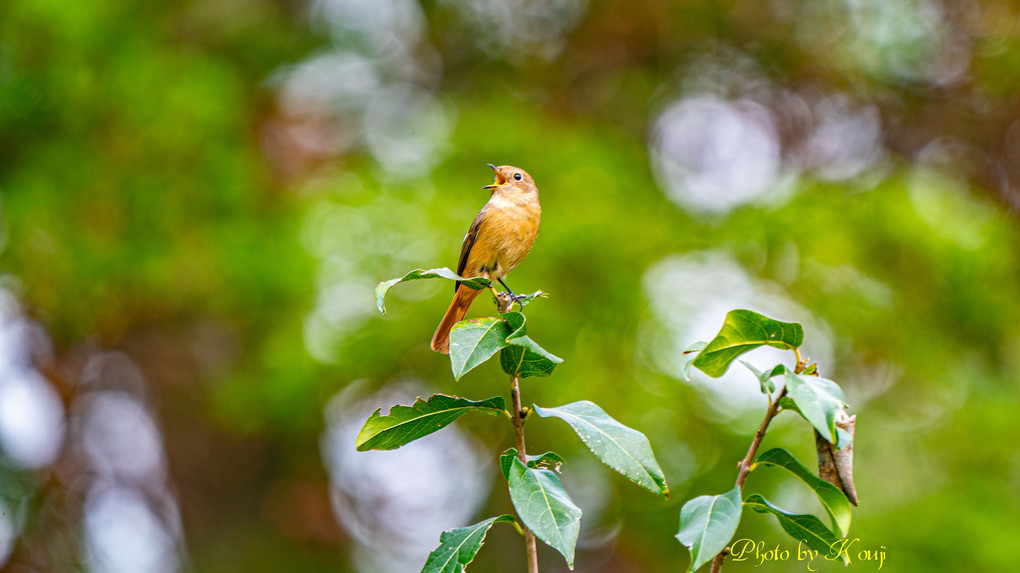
top-left (375, 268), bottom-right (491, 314)
top-left (783, 372), bottom-right (846, 443)
top-left (778, 395), bottom-right (800, 414)
top-left (744, 494), bottom-right (844, 559)
top-left (356, 394), bottom-right (506, 451)
top-left (450, 318), bottom-right (511, 380)
top-left (503, 311), bottom-right (528, 338)
top-left (527, 451), bottom-right (566, 472)
top-left (421, 515), bottom-right (516, 573)
top-left (680, 341), bottom-right (708, 382)
top-left (692, 310), bottom-right (804, 377)
top-left (676, 486), bottom-right (742, 572)
top-left (533, 401), bottom-right (669, 498)
top-left (508, 458), bottom-right (582, 569)
top-left (500, 449), bottom-right (516, 480)
top-left (753, 448), bottom-right (852, 536)
top-left (835, 427), bottom-right (852, 450)
top-left (740, 361), bottom-right (786, 394)
top-left (500, 341), bottom-right (562, 378)
top-left (513, 290), bottom-right (547, 308)
top-left (499, 312), bottom-right (563, 378)
top-left (499, 448), bottom-right (566, 480)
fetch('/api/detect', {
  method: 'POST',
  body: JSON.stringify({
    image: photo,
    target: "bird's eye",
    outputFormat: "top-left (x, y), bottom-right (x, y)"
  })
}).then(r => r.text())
top-left (513, 173), bottom-right (523, 181)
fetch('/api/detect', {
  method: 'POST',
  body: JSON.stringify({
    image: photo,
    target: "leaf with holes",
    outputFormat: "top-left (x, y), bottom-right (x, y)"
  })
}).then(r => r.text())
top-left (499, 448), bottom-right (566, 479)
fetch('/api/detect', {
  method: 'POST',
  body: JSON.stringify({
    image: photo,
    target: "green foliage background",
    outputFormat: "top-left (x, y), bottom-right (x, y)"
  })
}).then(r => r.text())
top-left (2, 0), bottom-right (1019, 570)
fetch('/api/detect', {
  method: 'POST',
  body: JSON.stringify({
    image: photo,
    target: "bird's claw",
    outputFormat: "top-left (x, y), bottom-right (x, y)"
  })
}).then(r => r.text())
top-left (506, 291), bottom-right (525, 311)
top-left (492, 290), bottom-right (525, 313)
top-left (493, 291), bottom-right (512, 313)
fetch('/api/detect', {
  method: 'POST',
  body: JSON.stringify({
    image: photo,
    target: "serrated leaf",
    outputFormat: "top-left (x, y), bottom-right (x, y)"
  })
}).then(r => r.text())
top-left (376, 268), bottom-right (491, 314)
top-left (783, 372), bottom-right (846, 443)
top-left (744, 494), bottom-right (844, 560)
top-left (508, 458), bottom-right (582, 569)
top-left (533, 401), bottom-right (669, 498)
top-left (449, 318), bottom-right (511, 380)
top-left (676, 487), bottom-right (742, 572)
top-left (356, 394), bottom-right (506, 451)
top-left (680, 341), bottom-right (708, 382)
top-left (753, 448), bottom-right (852, 536)
top-left (499, 448), bottom-right (567, 480)
top-left (499, 312), bottom-right (563, 378)
top-left (421, 515), bottom-right (516, 573)
top-left (692, 310), bottom-right (804, 377)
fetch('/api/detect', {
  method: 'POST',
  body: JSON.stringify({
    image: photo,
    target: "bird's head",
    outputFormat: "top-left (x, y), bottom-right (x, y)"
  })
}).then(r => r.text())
top-left (483, 164), bottom-right (537, 196)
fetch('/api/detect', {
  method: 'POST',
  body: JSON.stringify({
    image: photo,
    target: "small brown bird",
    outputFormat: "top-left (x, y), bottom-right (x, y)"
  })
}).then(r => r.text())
top-left (431, 164), bottom-right (542, 354)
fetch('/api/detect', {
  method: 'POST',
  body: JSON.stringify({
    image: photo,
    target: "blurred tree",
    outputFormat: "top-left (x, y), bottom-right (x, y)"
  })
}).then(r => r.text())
top-left (0, 0), bottom-right (1019, 571)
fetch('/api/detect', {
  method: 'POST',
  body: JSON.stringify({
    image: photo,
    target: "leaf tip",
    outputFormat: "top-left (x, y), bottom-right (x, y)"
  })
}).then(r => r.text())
top-left (354, 409), bottom-right (383, 451)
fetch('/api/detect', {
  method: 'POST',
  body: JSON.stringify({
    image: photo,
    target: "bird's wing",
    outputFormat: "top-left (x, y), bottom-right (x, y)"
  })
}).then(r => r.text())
top-left (455, 204), bottom-right (488, 292)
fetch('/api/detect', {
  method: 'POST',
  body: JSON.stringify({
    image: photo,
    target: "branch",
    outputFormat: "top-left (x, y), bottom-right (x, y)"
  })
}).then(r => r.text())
top-left (709, 355), bottom-right (808, 573)
top-left (510, 375), bottom-right (540, 573)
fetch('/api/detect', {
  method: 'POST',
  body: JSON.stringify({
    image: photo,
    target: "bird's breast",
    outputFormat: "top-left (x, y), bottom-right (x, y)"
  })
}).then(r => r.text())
top-left (470, 196), bottom-right (540, 279)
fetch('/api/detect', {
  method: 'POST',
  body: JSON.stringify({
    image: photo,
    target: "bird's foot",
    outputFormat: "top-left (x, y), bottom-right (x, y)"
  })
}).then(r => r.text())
top-left (505, 291), bottom-right (525, 311)
top-left (492, 291), bottom-right (524, 313)
top-left (492, 291), bottom-right (513, 313)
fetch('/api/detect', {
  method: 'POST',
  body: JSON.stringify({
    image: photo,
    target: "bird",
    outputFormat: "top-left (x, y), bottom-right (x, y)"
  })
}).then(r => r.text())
top-left (431, 164), bottom-right (542, 354)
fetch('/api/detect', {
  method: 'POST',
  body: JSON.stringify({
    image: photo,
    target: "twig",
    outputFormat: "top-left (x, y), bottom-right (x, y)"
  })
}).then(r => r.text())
top-left (510, 375), bottom-right (540, 573)
top-left (710, 357), bottom-right (805, 573)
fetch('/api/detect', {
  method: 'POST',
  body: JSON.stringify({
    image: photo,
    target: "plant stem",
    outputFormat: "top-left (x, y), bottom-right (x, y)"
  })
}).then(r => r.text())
top-left (736, 387), bottom-right (786, 490)
top-left (709, 360), bottom-right (795, 570)
top-left (510, 374), bottom-right (540, 573)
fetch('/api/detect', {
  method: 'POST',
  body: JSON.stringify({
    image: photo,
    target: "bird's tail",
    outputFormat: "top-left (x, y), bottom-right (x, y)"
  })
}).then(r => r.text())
top-left (431, 285), bottom-right (481, 354)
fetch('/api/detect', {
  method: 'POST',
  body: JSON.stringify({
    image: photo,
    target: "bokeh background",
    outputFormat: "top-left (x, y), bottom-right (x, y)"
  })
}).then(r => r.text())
top-left (2, 0), bottom-right (1019, 571)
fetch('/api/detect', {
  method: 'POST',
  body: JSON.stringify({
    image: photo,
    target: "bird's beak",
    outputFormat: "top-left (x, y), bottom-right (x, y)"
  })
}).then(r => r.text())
top-left (482, 163), bottom-right (506, 188)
